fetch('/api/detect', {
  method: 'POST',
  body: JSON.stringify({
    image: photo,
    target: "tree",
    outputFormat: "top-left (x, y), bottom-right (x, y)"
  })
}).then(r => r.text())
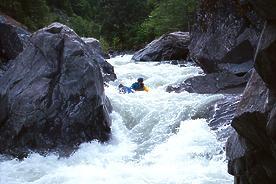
top-left (94, 0), bottom-right (149, 49)
top-left (136, 0), bottom-right (198, 44)
top-left (0, 0), bottom-right (198, 49)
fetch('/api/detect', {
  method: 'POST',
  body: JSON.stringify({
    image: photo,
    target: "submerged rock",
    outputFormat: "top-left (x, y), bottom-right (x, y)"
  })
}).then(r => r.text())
top-left (192, 95), bottom-right (240, 142)
top-left (132, 32), bottom-right (190, 61)
top-left (166, 72), bottom-right (249, 94)
top-left (208, 95), bottom-right (241, 142)
top-left (0, 23), bottom-right (112, 158)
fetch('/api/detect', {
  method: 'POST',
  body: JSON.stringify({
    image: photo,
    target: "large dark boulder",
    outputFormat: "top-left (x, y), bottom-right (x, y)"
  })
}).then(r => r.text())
top-left (189, 0), bottom-right (263, 75)
top-left (0, 15), bottom-right (30, 62)
top-left (0, 23), bottom-right (112, 158)
top-left (246, 0), bottom-right (276, 20)
top-left (166, 72), bottom-right (249, 94)
top-left (82, 37), bottom-right (116, 82)
top-left (132, 32), bottom-right (190, 61)
top-left (232, 71), bottom-right (269, 150)
top-left (254, 22), bottom-right (276, 92)
top-left (226, 70), bottom-right (276, 183)
top-left (226, 1), bottom-right (276, 182)
top-left (245, 0), bottom-right (276, 145)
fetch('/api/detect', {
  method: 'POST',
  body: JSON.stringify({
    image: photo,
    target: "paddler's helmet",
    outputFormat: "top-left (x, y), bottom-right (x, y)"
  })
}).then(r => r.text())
top-left (137, 78), bottom-right (143, 82)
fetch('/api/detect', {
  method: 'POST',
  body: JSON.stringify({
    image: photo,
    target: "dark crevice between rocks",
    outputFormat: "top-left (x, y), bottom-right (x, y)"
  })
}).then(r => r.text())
top-left (0, 93), bottom-right (8, 129)
top-left (46, 39), bottom-right (64, 108)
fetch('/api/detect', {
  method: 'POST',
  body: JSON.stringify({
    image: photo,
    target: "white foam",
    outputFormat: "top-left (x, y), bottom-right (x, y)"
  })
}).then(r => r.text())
top-left (0, 55), bottom-right (233, 184)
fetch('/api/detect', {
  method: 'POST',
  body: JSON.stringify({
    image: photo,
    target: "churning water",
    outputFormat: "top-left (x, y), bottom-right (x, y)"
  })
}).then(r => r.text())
top-left (0, 55), bottom-right (233, 184)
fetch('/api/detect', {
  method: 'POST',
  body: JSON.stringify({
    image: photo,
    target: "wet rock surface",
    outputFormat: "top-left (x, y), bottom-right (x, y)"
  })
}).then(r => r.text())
top-left (0, 23), bottom-right (112, 158)
top-left (186, 1), bottom-right (276, 182)
top-left (225, 0), bottom-right (276, 183)
top-left (192, 95), bottom-right (241, 142)
top-left (226, 70), bottom-right (276, 184)
top-left (82, 37), bottom-right (110, 59)
top-left (254, 21), bottom-right (276, 92)
top-left (189, 0), bottom-right (263, 75)
top-left (166, 72), bottom-right (249, 94)
top-left (132, 32), bottom-right (190, 61)
top-left (208, 95), bottom-right (241, 142)
top-left (82, 37), bottom-right (116, 82)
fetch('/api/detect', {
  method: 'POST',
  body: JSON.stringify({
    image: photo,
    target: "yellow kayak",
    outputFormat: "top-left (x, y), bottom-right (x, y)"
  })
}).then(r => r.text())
top-left (144, 86), bottom-right (149, 92)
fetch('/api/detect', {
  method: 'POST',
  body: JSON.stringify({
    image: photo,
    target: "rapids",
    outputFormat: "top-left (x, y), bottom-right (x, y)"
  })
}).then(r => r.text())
top-left (0, 55), bottom-right (233, 184)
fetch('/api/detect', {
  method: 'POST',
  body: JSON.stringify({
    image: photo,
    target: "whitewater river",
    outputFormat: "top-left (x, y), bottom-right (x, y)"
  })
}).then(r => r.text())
top-left (0, 55), bottom-right (233, 184)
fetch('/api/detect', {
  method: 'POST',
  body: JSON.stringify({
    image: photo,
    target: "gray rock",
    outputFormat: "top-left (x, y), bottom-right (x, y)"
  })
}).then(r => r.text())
top-left (226, 131), bottom-right (247, 176)
top-left (189, 0), bottom-right (262, 75)
top-left (82, 37), bottom-right (110, 59)
top-left (232, 70), bottom-right (269, 150)
top-left (0, 23), bottom-right (112, 158)
top-left (132, 32), bottom-right (190, 61)
top-left (0, 15), bottom-right (30, 62)
top-left (192, 95), bottom-right (240, 142)
top-left (255, 21), bottom-right (276, 92)
top-left (166, 72), bottom-right (249, 94)
top-left (208, 95), bottom-right (241, 142)
top-left (226, 70), bottom-right (276, 183)
top-left (82, 37), bottom-right (116, 82)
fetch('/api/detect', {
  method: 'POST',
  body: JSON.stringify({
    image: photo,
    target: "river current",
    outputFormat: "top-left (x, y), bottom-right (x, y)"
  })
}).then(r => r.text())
top-left (0, 55), bottom-right (233, 184)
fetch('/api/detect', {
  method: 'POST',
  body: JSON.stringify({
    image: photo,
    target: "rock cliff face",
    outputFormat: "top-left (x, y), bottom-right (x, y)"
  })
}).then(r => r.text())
top-left (0, 23), bottom-right (112, 158)
top-left (226, 0), bottom-right (276, 183)
top-left (189, 0), bottom-right (263, 75)
top-left (168, 0), bottom-right (259, 99)
top-left (180, 0), bottom-right (276, 182)
top-left (169, 0), bottom-right (263, 97)
top-left (132, 32), bottom-right (190, 61)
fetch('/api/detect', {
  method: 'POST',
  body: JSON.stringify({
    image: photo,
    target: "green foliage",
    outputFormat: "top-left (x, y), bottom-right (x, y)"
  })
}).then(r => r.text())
top-left (99, 37), bottom-right (110, 53)
top-left (94, 0), bottom-right (149, 49)
top-left (47, 0), bottom-right (74, 15)
top-left (0, 0), bottom-right (198, 50)
top-left (0, 0), bottom-right (53, 30)
top-left (68, 15), bottom-right (100, 37)
top-left (70, 0), bottom-right (92, 18)
top-left (136, 0), bottom-right (198, 44)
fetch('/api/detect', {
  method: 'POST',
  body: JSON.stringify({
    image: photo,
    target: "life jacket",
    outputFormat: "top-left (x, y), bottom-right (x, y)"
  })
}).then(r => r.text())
top-left (131, 82), bottom-right (143, 91)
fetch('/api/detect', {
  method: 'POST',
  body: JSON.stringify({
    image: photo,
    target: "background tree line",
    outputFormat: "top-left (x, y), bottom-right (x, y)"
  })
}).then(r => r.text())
top-left (0, 0), bottom-right (198, 50)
